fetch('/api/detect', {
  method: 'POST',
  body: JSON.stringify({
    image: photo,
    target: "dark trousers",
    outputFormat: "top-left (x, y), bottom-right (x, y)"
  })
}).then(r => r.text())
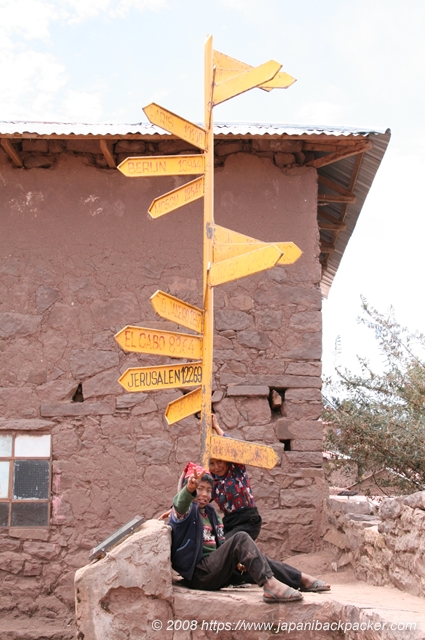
top-left (223, 507), bottom-right (262, 541)
top-left (186, 531), bottom-right (301, 591)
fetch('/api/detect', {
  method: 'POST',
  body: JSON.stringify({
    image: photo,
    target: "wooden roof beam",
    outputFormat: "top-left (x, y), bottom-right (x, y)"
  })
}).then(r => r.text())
top-left (306, 140), bottom-right (372, 168)
top-left (318, 193), bottom-right (355, 204)
top-left (320, 239), bottom-right (335, 254)
top-left (318, 174), bottom-right (356, 200)
top-left (1, 138), bottom-right (23, 167)
top-left (319, 219), bottom-right (347, 231)
top-left (100, 140), bottom-right (117, 168)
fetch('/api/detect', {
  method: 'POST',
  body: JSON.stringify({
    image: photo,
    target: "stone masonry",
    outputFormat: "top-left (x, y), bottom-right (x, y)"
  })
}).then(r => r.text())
top-left (0, 135), bottom-right (325, 629)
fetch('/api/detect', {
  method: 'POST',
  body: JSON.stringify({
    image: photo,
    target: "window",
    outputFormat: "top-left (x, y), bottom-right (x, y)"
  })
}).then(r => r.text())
top-left (0, 433), bottom-right (51, 527)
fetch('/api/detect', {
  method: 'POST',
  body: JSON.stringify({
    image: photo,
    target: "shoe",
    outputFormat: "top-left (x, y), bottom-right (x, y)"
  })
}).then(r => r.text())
top-left (300, 579), bottom-right (331, 593)
top-left (263, 586), bottom-right (303, 603)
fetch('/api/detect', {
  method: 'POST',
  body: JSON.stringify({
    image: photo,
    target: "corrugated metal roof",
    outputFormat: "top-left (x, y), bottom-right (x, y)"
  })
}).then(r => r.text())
top-left (319, 129), bottom-right (391, 297)
top-left (0, 120), bottom-right (386, 138)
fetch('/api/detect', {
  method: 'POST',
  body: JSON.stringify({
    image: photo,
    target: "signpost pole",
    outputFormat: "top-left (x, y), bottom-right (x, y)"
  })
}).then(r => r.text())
top-left (200, 35), bottom-right (214, 468)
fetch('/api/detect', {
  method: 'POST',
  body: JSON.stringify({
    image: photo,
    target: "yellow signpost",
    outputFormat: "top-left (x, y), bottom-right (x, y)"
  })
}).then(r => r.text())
top-left (213, 224), bottom-right (303, 265)
top-left (213, 50), bottom-right (296, 92)
top-left (148, 177), bottom-right (204, 219)
top-left (115, 37), bottom-right (300, 470)
top-left (213, 60), bottom-right (282, 105)
top-left (165, 387), bottom-right (202, 425)
top-left (209, 244), bottom-right (283, 287)
top-left (210, 435), bottom-right (279, 470)
top-left (114, 326), bottom-right (202, 359)
top-left (143, 103), bottom-right (207, 151)
top-left (117, 155), bottom-right (205, 178)
top-left (118, 362), bottom-right (203, 392)
top-left (150, 290), bottom-right (204, 334)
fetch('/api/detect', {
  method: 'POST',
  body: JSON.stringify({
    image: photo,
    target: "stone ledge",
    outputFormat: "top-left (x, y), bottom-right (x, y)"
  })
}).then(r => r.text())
top-left (41, 402), bottom-right (114, 417)
top-left (0, 418), bottom-right (55, 431)
top-left (226, 385), bottom-right (270, 397)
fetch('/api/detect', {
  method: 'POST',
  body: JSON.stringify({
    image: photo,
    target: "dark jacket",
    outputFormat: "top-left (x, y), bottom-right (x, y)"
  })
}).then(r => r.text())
top-left (169, 489), bottom-right (222, 581)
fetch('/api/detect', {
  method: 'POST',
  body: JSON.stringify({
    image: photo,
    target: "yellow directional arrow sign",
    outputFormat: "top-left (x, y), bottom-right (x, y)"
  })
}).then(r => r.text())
top-left (143, 103), bottom-right (207, 151)
top-left (213, 60), bottom-right (282, 105)
top-left (165, 387), bottom-right (202, 425)
top-left (118, 362), bottom-right (203, 392)
top-left (118, 155), bottom-right (205, 178)
top-left (148, 177), bottom-right (204, 219)
top-left (151, 290), bottom-right (204, 334)
top-left (210, 435), bottom-right (279, 469)
top-left (214, 50), bottom-right (296, 92)
top-left (213, 225), bottom-right (302, 266)
top-left (208, 243), bottom-right (282, 286)
top-left (114, 326), bottom-right (202, 359)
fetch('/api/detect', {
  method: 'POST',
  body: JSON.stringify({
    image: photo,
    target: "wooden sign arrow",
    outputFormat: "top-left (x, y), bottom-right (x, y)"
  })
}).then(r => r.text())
top-left (213, 60), bottom-right (282, 105)
top-left (148, 177), bottom-right (204, 219)
top-left (114, 325), bottom-right (202, 359)
top-left (213, 50), bottom-right (296, 92)
top-left (118, 155), bottom-right (205, 178)
top-left (118, 362), bottom-right (203, 392)
top-left (165, 387), bottom-right (202, 425)
top-left (213, 225), bottom-right (302, 266)
top-left (150, 290), bottom-right (204, 334)
top-left (208, 243), bottom-right (282, 286)
top-left (210, 435), bottom-right (279, 469)
top-left (143, 103), bottom-right (207, 151)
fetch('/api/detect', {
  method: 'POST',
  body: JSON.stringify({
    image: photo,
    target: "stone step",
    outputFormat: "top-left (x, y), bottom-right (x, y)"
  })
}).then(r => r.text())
top-left (0, 620), bottom-right (74, 640)
top-left (173, 574), bottom-right (425, 639)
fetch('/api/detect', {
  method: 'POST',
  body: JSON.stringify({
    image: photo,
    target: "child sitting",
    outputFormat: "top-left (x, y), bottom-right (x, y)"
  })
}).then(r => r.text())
top-left (169, 462), bottom-right (330, 599)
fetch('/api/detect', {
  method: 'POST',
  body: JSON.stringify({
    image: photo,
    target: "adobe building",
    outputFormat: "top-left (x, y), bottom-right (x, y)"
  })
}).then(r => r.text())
top-left (0, 121), bottom-right (390, 633)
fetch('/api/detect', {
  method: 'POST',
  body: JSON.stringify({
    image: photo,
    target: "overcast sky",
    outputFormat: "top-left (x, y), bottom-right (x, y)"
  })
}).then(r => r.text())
top-left (1, 0), bottom-right (424, 376)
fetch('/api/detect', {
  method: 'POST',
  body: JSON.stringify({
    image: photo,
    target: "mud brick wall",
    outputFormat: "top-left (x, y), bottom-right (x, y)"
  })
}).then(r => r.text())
top-left (0, 137), bottom-right (326, 623)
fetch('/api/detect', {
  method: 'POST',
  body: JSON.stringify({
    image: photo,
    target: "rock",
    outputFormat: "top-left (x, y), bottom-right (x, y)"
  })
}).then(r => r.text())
top-left (0, 418), bottom-right (55, 431)
top-left (69, 350), bottom-right (119, 379)
top-left (35, 380), bottom-right (79, 403)
top-left (36, 286), bottom-right (60, 313)
top-left (323, 528), bottom-right (347, 550)
top-left (276, 418), bottom-right (323, 440)
top-left (114, 140), bottom-right (146, 153)
top-left (83, 368), bottom-right (123, 398)
top-left (255, 310), bottom-right (283, 330)
top-left (75, 520), bottom-right (173, 640)
top-left (270, 389), bottom-right (282, 409)
top-left (237, 330), bottom-right (270, 350)
top-left (285, 388), bottom-right (322, 403)
top-left (0, 551), bottom-right (25, 574)
top-left (226, 385), bottom-right (269, 397)
top-left (402, 491), bottom-right (425, 511)
top-left (0, 312), bottom-right (41, 338)
top-left (23, 155), bottom-right (55, 169)
top-left (274, 152), bottom-right (295, 166)
top-left (215, 310), bottom-right (253, 331)
top-left (40, 402), bottom-right (114, 417)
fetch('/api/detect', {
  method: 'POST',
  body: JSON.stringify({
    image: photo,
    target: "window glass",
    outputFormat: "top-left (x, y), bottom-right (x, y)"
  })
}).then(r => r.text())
top-left (15, 434), bottom-right (51, 457)
top-left (0, 461), bottom-right (10, 498)
top-left (13, 460), bottom-right (50, 499)
top-left (11, 502), bottom-right (48, 527)
top-left (0, 435), bottom-right (12, 456)
top-left (0, 503), bottom-right (8, 527)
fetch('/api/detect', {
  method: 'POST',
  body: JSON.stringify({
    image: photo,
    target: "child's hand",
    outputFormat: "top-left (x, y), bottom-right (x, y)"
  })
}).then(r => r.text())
top-left (158, 508), bottom-right (171, 521)
top-left (212, 414), bottom-right (224, 436)
top-left (187, 467), bottom-right (201, 493)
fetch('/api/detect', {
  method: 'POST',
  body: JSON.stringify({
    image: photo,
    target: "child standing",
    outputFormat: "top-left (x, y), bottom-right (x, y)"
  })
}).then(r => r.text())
top-left (210, 415), bottom-right (262, 540)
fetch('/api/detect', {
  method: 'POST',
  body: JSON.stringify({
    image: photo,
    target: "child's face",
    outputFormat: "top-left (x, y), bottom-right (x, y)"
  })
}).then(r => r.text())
top-left (209, 458), bottom-right (229, 476)
top-left (193, 480), bottom-right (213, 508)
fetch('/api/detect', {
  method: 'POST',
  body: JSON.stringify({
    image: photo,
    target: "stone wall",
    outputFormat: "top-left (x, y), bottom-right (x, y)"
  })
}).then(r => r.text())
top-left (324, 491), bottom-right (425, 598)
top-left (0, 137), bottom-right (325, 627)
